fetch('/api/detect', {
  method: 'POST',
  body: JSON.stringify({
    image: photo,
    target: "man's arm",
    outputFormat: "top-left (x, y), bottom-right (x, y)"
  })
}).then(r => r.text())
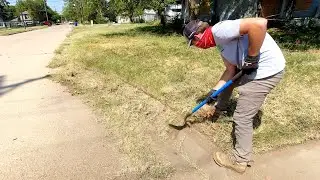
top-left (239, 18), bottom-right (268, 57)
top-left (213, 57), bottom-right (237, 90)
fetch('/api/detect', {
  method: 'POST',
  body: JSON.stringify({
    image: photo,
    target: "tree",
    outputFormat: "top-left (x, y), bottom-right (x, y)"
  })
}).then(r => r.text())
top-left (16, 0), bottom-right (60, 22)
top-left (63, 0), bottom-right (107, 23)
top-left (0, 0), bottom-right (7, 20)
top-left (123, 0), bottom-right (144, 22)
top-left (3, 5), bottom-right (16, 21)
top-left (98, 0), bottom-right (144, 23)
top-left (143, 0), bottom-right (176, 26)
top-left (48, 7), bottom-right (61, 23)
top-left (0, 0), bottom-right (15, 21)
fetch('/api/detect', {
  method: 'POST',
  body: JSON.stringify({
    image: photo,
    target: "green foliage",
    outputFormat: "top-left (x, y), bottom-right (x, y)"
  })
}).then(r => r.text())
top-left (16, 0), bottom-right (60, 22)
top-left (0, 0), bottom-right (16, 21)
top-left (106, 0), bottom-right (175, 24)
top-left (48, 8), bottom-right (61, 23)
top-left (2, 5), bottom-right (16, 21)
top-left (268, 26), bottom-right (320, 51)
top-left (144, 0), bottom-right (176, 25)
top-left (108, 0), bottom-right (145, 22)
top-left (63, 0), bottom-right (107, 23)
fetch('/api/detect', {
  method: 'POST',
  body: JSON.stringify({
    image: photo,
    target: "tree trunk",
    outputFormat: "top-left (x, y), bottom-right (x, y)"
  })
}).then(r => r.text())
top-left (129, 13), bottom-right (134, 23)
top-left (158, 9), bottom-right (165, 26)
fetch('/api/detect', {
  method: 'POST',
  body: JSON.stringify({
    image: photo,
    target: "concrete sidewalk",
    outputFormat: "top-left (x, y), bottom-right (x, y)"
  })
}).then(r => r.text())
top-left (175, 127), bottom-right (320, 180)
top-left (0, 25), bottom-right (129, 179)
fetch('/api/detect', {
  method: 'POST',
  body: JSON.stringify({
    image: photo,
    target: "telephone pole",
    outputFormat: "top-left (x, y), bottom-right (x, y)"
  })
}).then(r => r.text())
top-left (43, 0), bottom-right (49, 22)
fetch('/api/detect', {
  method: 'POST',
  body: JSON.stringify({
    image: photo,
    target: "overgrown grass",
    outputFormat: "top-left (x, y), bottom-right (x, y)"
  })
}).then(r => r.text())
top-left (49, 24), bottom-right (320, 175)
top-left (268, 27), bottom-right (320, 51)
top-left (0, 26), bottom-right (47, 36)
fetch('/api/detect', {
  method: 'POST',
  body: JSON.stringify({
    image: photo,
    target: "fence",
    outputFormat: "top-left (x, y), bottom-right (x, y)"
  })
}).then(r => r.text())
top-left (0, 21), bottom-right (40, 28)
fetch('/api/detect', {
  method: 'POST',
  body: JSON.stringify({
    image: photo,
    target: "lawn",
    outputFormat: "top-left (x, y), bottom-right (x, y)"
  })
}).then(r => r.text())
top-left (49, 23), bottom-right (320, 177)
top-left (0, 26), bottom-right (47, 36)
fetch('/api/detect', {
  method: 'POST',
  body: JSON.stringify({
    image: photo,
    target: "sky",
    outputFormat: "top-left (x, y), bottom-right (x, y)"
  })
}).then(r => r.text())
top-left (7, 0), bottom-right (65, 14)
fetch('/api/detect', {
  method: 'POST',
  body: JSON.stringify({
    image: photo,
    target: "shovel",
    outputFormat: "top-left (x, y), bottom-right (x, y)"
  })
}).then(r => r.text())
top-left (169, 70), bottom-right (243, 130)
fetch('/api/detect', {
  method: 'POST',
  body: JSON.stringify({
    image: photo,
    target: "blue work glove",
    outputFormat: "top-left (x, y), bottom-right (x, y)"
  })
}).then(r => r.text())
top-left (243, 55), bottom-right (259, 75)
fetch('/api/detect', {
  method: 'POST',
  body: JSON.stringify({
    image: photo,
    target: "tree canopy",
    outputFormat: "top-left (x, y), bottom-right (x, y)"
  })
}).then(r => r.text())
top-left (0, 0), bottom-right (16, 21)
top-left (63, 0), bottom-right (177, 24)
top-left (63, 0), bottom-right (107, 23)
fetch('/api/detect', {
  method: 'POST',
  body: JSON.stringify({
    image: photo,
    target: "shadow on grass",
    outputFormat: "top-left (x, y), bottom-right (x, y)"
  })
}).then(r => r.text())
top-left (134, 23), bottom-right (184, 36)
top-left (102, 23), bottom-right (184, 38)
top-left (269, 27), bottom-right (320, 51)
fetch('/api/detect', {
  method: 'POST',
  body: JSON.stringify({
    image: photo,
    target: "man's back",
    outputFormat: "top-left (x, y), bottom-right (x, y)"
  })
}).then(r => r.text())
top-left (212, 19), bottom-right (286, 79)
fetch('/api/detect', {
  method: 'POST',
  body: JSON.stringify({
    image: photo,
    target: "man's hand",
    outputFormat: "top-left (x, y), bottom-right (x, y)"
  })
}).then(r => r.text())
top-left (205, 89), bottom-right (217, 104)
top-left (243, 55), bottom-right (259, 74)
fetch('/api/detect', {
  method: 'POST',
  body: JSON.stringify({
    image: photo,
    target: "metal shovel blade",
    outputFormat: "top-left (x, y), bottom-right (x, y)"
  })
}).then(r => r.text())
top-left (168, 113), bottom-right (192, 130)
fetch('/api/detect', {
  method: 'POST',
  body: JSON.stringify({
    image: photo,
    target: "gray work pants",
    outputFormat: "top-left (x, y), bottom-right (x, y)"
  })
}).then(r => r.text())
top-left (216, 71), bottom-right (284, 163)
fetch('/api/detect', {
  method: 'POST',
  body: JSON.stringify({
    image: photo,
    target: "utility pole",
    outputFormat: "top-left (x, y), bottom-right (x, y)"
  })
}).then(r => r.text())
top-left (43, 0), bottom-right (49, 22)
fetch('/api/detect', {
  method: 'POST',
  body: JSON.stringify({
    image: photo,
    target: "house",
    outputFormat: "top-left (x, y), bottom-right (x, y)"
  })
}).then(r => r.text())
top-left (181, 0), bottom-right (320, 24)
top-left (142, 9), bottom-right (158, 22)
top-left (116, 16), bottom-right (130, 24)
top-left (117, 9), bottom-right (158, 23)
top-left (19, 11), bottom-right (34, 25)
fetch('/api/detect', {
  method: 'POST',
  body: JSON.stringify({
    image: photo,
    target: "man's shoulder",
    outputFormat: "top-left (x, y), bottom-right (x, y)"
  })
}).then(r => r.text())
top-left (212, 19), bottom-right (241, 45)
top-left (212, 19), bottom-right (241, 27)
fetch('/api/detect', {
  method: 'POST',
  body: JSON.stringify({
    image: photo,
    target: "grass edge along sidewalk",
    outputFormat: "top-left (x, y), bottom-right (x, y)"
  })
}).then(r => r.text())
top-left (0, 26), bottom-right (47, 36)
top-left (49, 24), bottom-right (320, 178)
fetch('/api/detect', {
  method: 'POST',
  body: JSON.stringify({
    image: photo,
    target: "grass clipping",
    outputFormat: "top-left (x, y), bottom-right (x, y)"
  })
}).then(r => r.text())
top-left (50, 24), bottom-right (320, 175)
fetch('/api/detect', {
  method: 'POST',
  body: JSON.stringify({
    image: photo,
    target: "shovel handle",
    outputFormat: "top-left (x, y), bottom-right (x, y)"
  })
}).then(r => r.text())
top-left (191, 71), bottom-right (243, 114)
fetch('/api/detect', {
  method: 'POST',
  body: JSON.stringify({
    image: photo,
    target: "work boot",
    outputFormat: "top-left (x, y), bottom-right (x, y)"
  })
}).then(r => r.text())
top-left (198, 104), bottom-right (221, 122)
top-left (213, 151), bottom-right (247, 174)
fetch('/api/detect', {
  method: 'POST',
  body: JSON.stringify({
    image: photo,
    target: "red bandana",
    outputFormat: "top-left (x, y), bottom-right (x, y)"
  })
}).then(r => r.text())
top-left (195, 27), bottom-right (216, 49)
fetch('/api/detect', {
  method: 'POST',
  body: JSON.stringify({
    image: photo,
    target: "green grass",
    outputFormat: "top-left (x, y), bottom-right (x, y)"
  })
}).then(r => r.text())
top-left (268, 27), bottom-right (320, 51)
top-left (0, 26), bottom-right (47, 36)
top-left (49, 24), bottom-right (320, 177)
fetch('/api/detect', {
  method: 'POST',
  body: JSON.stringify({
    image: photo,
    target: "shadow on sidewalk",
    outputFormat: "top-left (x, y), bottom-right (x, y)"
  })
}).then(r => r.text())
top-left (0, 75), bottom-right (51, 97)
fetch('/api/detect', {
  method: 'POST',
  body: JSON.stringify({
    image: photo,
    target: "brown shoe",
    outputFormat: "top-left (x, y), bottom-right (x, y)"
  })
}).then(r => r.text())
top-left (213, 152), bottom-right (247, 174)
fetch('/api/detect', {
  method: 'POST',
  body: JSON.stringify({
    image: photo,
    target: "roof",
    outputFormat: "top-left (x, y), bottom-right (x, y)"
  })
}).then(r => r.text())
top-left (21, 11), bottom-right (29, 15)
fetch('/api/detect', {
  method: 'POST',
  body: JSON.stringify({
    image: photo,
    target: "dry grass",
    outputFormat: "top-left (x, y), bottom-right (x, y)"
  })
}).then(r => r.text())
top-left (49, 24), bottom-right (320, 176)
top-left (0, 26), bottom-right (47, 36)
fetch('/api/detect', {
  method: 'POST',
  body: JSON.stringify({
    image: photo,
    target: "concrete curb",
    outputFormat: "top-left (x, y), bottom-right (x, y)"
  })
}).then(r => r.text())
top-left (171, 128), bottom-right (230, 179)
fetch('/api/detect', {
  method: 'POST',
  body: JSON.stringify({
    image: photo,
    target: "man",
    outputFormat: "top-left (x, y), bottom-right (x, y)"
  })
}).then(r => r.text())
top-left (183, 18), bottom-right (285, 173)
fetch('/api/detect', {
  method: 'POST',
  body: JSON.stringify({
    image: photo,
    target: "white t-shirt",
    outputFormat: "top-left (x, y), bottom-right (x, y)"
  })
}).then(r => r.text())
top-left (212, 19), bottom-right (286, 79)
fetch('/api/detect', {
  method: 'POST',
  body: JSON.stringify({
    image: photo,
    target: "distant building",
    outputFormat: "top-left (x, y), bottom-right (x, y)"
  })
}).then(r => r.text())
top-left (117, 10), bottom-right (158, 23)
top-left (19, 11), bottom-right (33, 25)
top-left (116, 16), bottom-right (130, 24)
top-left (143, 9), bottom-right (158, 22)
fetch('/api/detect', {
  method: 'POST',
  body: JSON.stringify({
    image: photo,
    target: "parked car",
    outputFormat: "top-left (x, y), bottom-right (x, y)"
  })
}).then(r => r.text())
top-left (42, 21), bottom-right (52, 26)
